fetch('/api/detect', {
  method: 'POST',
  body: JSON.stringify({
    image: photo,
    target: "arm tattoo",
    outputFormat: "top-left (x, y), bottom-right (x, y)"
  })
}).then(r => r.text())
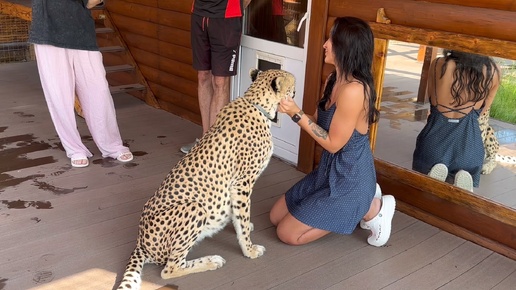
top-left (308, 120), bottom-right (328, 140)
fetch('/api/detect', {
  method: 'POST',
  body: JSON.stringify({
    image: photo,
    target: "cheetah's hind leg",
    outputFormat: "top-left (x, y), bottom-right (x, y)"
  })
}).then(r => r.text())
top-left (161, 254), bottom-right (226, 279)
top-left (160, 202), bottom-right (226, 279)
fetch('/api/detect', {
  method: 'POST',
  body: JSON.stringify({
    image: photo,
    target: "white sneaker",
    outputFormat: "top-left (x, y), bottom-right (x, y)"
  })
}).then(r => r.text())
top-left (360, 183), bottom-right (382, 230)
top-left (180, 138), bottom-right (199, 154)
top-left (428, 163), bottom-right (448, 182)
top-left (364, 195), bottom-right (396, 247)
top-left (454, 170), bottom-right (474, 192)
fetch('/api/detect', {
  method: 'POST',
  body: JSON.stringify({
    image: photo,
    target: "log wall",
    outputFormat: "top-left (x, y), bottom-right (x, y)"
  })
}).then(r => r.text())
top-left (106, 0), bottom-right (201, 124)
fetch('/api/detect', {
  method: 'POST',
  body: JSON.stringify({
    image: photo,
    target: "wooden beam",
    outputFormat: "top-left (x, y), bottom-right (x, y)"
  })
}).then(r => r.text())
top-left (376, 158), bottom-right (516, 258)
top-left (370, 22), bottom-right (516, 60)
top-left (416, 46), bottom-right (437, 104)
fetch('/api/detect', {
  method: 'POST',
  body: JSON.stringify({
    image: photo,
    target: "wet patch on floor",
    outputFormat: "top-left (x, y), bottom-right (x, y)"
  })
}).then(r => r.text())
top-left (0, 134), bottom-right (57, 173)
top-left (32, 180), bottom-right (87, 195)
top-left (0, 173), bottom-right (45, 192)
top-left (0, 277), bottom-right (8, 289)
top-left (123, 163), bottom-right (138, 169)
top-left (92, 158), bottom-right (139, 169)
top-left (1, 200), bottom-right (53, 209)
top-left (132, 151), bottom-right (148, 157)
top-left (13, 111), bottom-right (35, 118)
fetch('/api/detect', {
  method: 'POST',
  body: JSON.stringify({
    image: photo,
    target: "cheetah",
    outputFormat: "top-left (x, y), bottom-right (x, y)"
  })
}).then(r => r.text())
top-left (479, 108), bottom-right (516, 174)
top-left (116, 69), bottom-right (296, 290)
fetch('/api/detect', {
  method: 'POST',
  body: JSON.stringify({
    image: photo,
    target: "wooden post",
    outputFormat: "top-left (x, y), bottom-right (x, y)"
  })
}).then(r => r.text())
top-left (416, 46), bottom-right (437, 103)
top-left (369, 8), bottom-right (390, 153)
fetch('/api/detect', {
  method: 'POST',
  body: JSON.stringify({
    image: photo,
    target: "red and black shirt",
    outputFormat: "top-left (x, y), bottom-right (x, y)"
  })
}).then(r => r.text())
top-left (192, 0), bottom-right (245, 18)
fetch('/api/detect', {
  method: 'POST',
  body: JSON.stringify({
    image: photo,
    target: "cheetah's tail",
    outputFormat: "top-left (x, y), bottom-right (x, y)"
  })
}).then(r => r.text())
top-left (116, 247), bottom-right (146, 290)
top-left (496, 154), bottom-right (516, 164)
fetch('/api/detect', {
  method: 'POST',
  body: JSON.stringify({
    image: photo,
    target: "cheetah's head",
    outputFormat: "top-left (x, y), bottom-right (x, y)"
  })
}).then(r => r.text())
top-left (243, 69), bottom-right (296, 121)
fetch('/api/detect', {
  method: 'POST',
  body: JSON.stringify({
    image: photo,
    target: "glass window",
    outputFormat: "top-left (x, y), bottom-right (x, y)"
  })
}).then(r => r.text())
top-left (245, 0), bottom-right (308, 48)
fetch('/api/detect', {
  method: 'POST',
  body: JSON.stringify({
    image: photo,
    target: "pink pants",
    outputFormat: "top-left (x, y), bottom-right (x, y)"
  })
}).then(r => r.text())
top-left (34, 44), bottom-right (128, 160)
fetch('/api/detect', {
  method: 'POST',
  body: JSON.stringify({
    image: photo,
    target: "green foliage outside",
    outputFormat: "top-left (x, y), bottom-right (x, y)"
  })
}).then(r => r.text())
top-left (491, 65), bottom-right (516, 124)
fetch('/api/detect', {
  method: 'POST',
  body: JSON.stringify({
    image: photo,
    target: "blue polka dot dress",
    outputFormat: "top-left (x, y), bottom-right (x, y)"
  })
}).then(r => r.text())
top-left (284, 103), bottom-right (377, 235)
top-left (412, 104), bottom-right (484, 187)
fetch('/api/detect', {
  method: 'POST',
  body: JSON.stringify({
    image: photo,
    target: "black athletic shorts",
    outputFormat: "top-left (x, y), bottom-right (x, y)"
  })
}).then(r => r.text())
top-left (191, 14), bottom-right (243, 77)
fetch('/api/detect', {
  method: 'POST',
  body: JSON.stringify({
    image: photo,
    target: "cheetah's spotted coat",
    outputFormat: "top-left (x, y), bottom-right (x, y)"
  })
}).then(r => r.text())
top-left (116, 69), bottom-right (296, 289)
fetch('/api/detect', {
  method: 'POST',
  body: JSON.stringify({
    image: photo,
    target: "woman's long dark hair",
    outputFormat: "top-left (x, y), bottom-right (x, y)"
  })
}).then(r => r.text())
top-left (441, 50), bottom-right (499, 106)
top-left (320, 17), bottom-right (379, 125)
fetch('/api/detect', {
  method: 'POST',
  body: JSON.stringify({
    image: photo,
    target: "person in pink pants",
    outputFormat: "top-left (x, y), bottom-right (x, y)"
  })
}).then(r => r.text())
top-left (29, 0), bottom-right (133, 167)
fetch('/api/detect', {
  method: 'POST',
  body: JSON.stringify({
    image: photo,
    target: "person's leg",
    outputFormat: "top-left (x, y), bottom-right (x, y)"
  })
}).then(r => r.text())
top-left (210, 75), bottom-right (230, 127)
top-left (34, 44), bottom-right (92, 164)
top-left (269, 194), bottom-right (289, 226)
top-left (197, 70), bottom-right (214, 134)
top-left (276, 214), bottom-right (331, 246)
top-left (72, 49), bottom-right (131, 160)
top-left (270, 195), bottom-right (330, 245)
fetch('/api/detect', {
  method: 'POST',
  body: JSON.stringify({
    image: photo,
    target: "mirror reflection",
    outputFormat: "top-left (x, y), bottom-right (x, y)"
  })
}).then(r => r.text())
top-left (245, 0), bottom-right (308, 47)
top-left (374, 41), bottom-right (516, 209)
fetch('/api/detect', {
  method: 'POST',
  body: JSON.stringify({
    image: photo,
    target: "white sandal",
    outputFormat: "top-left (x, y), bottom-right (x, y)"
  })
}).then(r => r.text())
top-left (71, 157), bottom-right (89, 168)
top-left (116, 152), bottom-right (133, 162)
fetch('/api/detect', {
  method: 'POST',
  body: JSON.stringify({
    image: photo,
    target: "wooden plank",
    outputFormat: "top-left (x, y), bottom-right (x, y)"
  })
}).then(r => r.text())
top-left (120, 31), bottom-right (159, 55)
top-left (296, 0), bottom-right (328, 173)
top-left (105, 64), bottom-right (133, 73)
top-left (107, 0), bottom-right (158, 23)
top-left (110, 13), bottom-right (158, 39)
top-left (329, 0), bottom-right (516, 43)
top-left (158, 9), bottom-right (190, 30)
top-left (369, 22), bottom-right (516, 60)
top-left (416, 46), bottom-right (437, 103)
top-left (110, 83), bottom-right (145, 94)
top-left (148, 82), bottom-right (199, 114)
top-left (158, 25), bottom-right (191, 48)
top-left (158, 1), bottom-right (192, 14)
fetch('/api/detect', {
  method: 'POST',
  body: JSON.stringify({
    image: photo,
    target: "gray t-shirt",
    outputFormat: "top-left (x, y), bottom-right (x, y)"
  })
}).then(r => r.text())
top-left (29, 0), bottom-right (98, 51)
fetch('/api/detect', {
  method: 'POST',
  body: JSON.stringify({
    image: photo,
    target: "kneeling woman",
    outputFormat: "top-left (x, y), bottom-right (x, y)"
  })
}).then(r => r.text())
top-left (270, 17), bottom-right (396, 247)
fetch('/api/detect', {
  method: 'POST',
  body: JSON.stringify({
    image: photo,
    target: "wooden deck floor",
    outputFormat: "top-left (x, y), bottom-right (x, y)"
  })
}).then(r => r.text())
top-left (1, 62), bottom-right (516, 290)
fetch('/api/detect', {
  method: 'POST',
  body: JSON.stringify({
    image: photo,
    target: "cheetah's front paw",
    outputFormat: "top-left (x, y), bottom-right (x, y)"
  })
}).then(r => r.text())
top-left (245, 244), bottom-right (265, 259)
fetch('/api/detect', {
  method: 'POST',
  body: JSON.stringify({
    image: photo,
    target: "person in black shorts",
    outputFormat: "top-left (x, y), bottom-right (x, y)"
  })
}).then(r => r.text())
top-left (181, 0), bottom-right (252, 154)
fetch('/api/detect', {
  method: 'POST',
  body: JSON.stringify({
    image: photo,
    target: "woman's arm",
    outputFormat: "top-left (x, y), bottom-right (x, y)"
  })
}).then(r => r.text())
top-left (280, 82), bottom-right (365, 153)
top-left (480, 67), bottom-right (501, 116)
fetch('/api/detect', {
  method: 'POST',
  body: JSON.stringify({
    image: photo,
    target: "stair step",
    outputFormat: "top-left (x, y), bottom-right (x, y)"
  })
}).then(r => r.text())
top-left (110, 84), bottom-right (146, 94)
top-left (105, 64), bottom-right (134, 73)
top-left (99, 46), bottom-right (125, 53)
top-left (95, 27), bottom-right (113, 34)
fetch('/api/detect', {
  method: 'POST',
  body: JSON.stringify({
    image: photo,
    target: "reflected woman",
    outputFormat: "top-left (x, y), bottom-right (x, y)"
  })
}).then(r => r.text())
top-left (412, 50), bottom-right (500, 191)
top-left (269, 17), bottom-right (396, 247)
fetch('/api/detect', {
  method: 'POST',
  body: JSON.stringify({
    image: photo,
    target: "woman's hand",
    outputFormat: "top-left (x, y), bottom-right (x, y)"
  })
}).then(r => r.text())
top-left (278, 96), bottom-right (301, 117)
top-left (86, 0), bottom-right (104, 9)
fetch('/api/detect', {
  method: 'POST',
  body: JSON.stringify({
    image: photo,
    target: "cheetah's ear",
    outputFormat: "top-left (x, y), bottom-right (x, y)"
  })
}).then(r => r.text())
top-left (250, 69), bottom-right (261, 82)
top-left (271, 76), bottom-right (285, 93)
